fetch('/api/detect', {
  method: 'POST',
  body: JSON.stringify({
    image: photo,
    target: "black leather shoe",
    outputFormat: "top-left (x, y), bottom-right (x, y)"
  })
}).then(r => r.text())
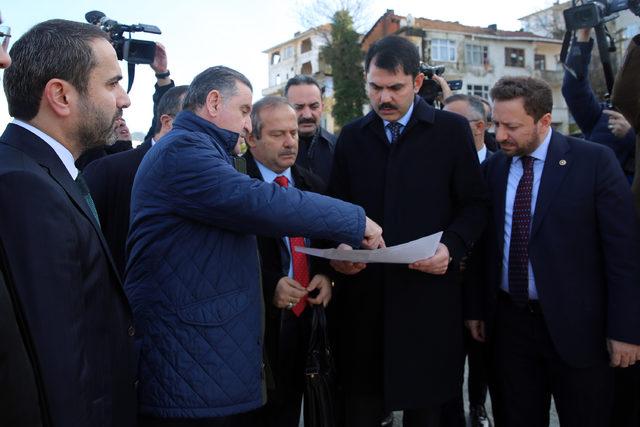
top-left (470, 404), bottom-right (491, 427)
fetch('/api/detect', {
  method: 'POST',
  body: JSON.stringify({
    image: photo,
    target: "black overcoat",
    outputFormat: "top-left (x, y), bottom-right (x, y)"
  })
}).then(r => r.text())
top-left (328, 96), bottom-right (489, 410)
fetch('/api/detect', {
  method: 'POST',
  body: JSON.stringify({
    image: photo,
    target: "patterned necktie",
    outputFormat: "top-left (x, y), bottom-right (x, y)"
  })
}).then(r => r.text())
top-left (75, 174), bottom-right (101, 227)
top-left (386, 122), bottom-right (402, 144)
top-left (508, 156), bottom-right (534, 306)
top-left (274, 175), bottom-right (309, 316)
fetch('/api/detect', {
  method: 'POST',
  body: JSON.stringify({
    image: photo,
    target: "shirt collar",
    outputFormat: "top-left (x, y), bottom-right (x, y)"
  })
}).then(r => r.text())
top-left (477, 144), bottom-right (487, 162)
top-left (151, 137), bottom-right (157, 146)
top-left (255, 160), bottom-right (293, 186)
top-left (383, 101), bottom-right (414, 129)
top-left (12, 119), bottom-right (78, 179)
top-left (515, 127), bottom-right (552, 164)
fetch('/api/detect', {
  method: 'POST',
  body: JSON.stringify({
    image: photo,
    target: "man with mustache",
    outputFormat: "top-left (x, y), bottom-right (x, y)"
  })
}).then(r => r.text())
top-left (0, 19), bottom-right (136, 426)
top-left (244, 96), bottom-right (332, 426)
top-left (285, 75), bottom-right (335, 189)
top-left (328, 35), bottom-right (489, 426)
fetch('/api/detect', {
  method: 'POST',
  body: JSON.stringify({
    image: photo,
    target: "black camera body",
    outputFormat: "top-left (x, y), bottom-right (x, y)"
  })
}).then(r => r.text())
top-left (564, 0), bottom-right (640, 30)
top-left (418, 63), bottom-right (463, 105)
top-left (85, 11), bottom-right (161, 64)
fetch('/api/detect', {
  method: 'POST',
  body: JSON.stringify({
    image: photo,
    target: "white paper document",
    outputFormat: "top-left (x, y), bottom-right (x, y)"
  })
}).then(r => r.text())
top-left (295, 231), bottom-right (443, 264)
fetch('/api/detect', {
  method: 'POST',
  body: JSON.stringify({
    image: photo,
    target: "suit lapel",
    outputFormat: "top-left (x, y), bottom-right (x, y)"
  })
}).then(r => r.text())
top-left (492, 154), bottom-right (511, 255)
top-left (0, 124), bottom-right (123, 284)
top-left (530, 132), bottom-right (571, 238)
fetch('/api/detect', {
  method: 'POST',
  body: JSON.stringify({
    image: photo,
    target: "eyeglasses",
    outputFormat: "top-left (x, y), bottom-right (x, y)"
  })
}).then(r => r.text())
top-left (0, 25), bottom-right (11, 51)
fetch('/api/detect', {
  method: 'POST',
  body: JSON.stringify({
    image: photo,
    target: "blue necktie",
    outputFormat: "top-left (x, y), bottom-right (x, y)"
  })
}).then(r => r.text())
top-left (386, 122), bottom-right (402, 144)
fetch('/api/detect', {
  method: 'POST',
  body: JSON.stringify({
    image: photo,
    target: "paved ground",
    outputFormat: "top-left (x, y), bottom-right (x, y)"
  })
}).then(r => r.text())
top-left (300, 359), bottom-right (561, 426)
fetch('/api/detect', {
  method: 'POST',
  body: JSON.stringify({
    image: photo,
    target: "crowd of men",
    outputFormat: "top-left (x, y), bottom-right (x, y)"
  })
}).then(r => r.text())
top-left (0, 13), bottom-right (639, 427)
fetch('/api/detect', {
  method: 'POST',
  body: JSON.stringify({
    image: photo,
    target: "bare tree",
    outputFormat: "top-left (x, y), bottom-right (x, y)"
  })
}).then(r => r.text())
top-left (295, 0), bottom-right (372, 33)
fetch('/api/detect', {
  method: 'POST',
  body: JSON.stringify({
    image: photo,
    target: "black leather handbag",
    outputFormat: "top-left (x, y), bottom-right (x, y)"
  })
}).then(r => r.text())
top-left (303, 304), bottom-right (336, 427)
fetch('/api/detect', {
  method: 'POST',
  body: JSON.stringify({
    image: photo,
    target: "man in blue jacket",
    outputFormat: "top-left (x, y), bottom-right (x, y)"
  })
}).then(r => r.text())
top-left (562, 28), bottom-right (636, 182)
top-left (126, 65), bottom-right (383, 427)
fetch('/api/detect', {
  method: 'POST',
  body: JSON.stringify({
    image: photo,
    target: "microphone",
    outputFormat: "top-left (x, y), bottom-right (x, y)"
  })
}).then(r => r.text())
top-left (85, 10), bottom-right (106, 25)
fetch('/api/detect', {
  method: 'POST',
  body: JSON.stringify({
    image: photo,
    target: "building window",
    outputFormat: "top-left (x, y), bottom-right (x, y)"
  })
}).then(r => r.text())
top-left (271, 52), bottom-right (281, 65)
top-left (465, 44), bottom-right (488, 66)
top-left (534, 54), bottom-right (546, 70)
top-left (431, 39), bottom-right (456, 62)
top-left (276, 74), bottom-right (281, 85)
top-left (301, 38), bottom-right (312, 53)
top-left (467, 84), bottom-right (490, 99)
top-left (301, 61), bottom-right (312, 75)
top-left (505, 48), bottom-right (525, 67)
top-left (283, 46), bottom-right (294, 60)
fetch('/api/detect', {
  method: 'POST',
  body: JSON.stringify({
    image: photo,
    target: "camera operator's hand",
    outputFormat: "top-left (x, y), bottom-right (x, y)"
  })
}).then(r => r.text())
top-left (576, 28), bottom-right (591, 42)
top-left (431, 74), bottom-right (453, 101)
top-left (151, 42), bottom-right (171, 86)
top-left (603, 109), bottom-right (632, 138)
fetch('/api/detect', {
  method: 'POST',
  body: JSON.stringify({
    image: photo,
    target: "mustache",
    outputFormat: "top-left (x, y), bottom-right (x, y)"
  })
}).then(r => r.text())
top-left (298, 117), bottom-right (316, 125)
top-left (280, 149), bottom-right (297, 156)
top-left (379, 103), bottom-right (398, 110)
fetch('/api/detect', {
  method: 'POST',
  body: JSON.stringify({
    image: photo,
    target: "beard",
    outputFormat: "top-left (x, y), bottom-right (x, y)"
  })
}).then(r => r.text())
top-left (75, 97), bottom-right (121, 153)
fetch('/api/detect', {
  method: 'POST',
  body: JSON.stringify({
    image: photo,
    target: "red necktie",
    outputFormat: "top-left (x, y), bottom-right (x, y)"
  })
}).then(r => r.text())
top-left (274, 175), bottom-right (309, 316)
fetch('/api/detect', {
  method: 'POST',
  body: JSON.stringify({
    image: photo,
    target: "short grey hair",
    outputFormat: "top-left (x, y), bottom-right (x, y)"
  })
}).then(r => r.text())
top-left (284, 74), bottom-right (323, 97)
top-left (250, 96), bottom-right (293, 139)
top-left (444, 94), bottom-right (486, 122)
top-left (182, 66), bottom-right (253, 112)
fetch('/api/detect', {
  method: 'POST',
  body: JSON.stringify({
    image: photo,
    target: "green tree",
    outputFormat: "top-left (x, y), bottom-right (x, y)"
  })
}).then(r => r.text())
top-left (322, 10), bottom-right (367, 128)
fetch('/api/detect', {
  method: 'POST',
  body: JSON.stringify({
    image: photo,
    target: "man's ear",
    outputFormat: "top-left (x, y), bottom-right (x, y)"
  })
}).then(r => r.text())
top-left (414, 73), bottom-right (425, 93)
top-left (246, 131), bottom-right (258, 149)
top-left (538, 112), bottom-right (552, 130)
top-left (159, 114), bottom-right (174, 131)
top-left (42, 79), bottom-right (74, 118)
top-left (475, 119), bottom-right (486, 135)
top-left (205, 90), bottom-right (222, 117)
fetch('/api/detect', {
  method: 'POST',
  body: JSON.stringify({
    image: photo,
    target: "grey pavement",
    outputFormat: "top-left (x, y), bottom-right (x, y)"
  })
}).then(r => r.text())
top-left (300, 359), bottom-right (561, 426)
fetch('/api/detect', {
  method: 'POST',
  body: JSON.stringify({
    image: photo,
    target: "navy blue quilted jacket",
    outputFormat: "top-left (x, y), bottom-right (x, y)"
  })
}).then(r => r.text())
top-left (124, 111), bottom-right (365, 418)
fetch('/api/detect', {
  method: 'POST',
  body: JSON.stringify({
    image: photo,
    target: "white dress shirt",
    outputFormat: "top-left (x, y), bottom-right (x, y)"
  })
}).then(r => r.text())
top-left (12, 119), bottom-right (78, 179)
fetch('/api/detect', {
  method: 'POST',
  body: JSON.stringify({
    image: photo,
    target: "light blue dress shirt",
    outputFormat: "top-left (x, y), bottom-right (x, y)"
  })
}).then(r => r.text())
top-left (501, 129), bottom-right (552, 299)
top-left (255, 160), bottom-right (295, 278)
top-left (383, 102), bottom-right (414, 143)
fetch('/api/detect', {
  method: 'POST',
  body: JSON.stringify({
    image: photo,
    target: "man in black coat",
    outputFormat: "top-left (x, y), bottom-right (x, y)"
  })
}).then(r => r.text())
top-left (245, 96), bottom-right (333, 426)
top-left (0, 20), bottom-right (136, 426)
top-left (328, 35), bottom-right (489, 426)
top-left (83, 85), bottom-right (188, 276)
top-left (285, 75), bottom-right (336, 189)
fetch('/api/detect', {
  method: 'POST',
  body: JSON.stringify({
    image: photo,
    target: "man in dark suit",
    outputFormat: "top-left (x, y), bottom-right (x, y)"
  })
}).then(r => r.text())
top-left (83, 85), bottom-right (188, 276)
top-left (328, 35), bottom-right (489, 426)
top-left (244, 96), bottom-right (332, 426)
top-left (468, 76), bottom-right (640, 427)
top-left (443, 94), bottom-right (493, 427)
top-left (0, 12), bottom-right (44, 427)
top-left (284, 75), bottom-right (336, 189)
top-left (0, 19), bottom-right (137, 426)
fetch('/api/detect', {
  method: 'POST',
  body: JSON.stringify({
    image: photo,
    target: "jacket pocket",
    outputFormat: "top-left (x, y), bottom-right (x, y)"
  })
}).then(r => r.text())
top-left (176, 290), bottom-right (250, 326)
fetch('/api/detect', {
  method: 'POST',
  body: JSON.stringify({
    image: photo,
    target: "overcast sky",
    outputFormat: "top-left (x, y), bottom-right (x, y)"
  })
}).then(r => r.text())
top-left (0, 0), bottom-right (556, 135)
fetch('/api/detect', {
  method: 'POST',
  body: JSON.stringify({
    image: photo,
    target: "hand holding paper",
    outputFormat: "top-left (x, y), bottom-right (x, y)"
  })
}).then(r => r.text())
top-left (298, 232), bottom-right (443, 265)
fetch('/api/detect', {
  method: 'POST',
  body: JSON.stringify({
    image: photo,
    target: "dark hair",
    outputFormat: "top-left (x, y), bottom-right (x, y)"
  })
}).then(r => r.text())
top-left (154, 85), bottom-right (188, 133)
top-left (3, 19), bottom-right (109, 120)
top-left (284, 75), bottom-right (323, 97)
top-left (250, 96), bottom-right (293, 139)
top-left (490, 76), bottom-right (552, 122)
top-left (182, 66), bottom-right (252, 112)
top-left (479, 97), bottom-right (492, 122)
top-left (365, 35), bottom-right (420, 78)
top-left (444, 94), bottom-right (486, 121)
